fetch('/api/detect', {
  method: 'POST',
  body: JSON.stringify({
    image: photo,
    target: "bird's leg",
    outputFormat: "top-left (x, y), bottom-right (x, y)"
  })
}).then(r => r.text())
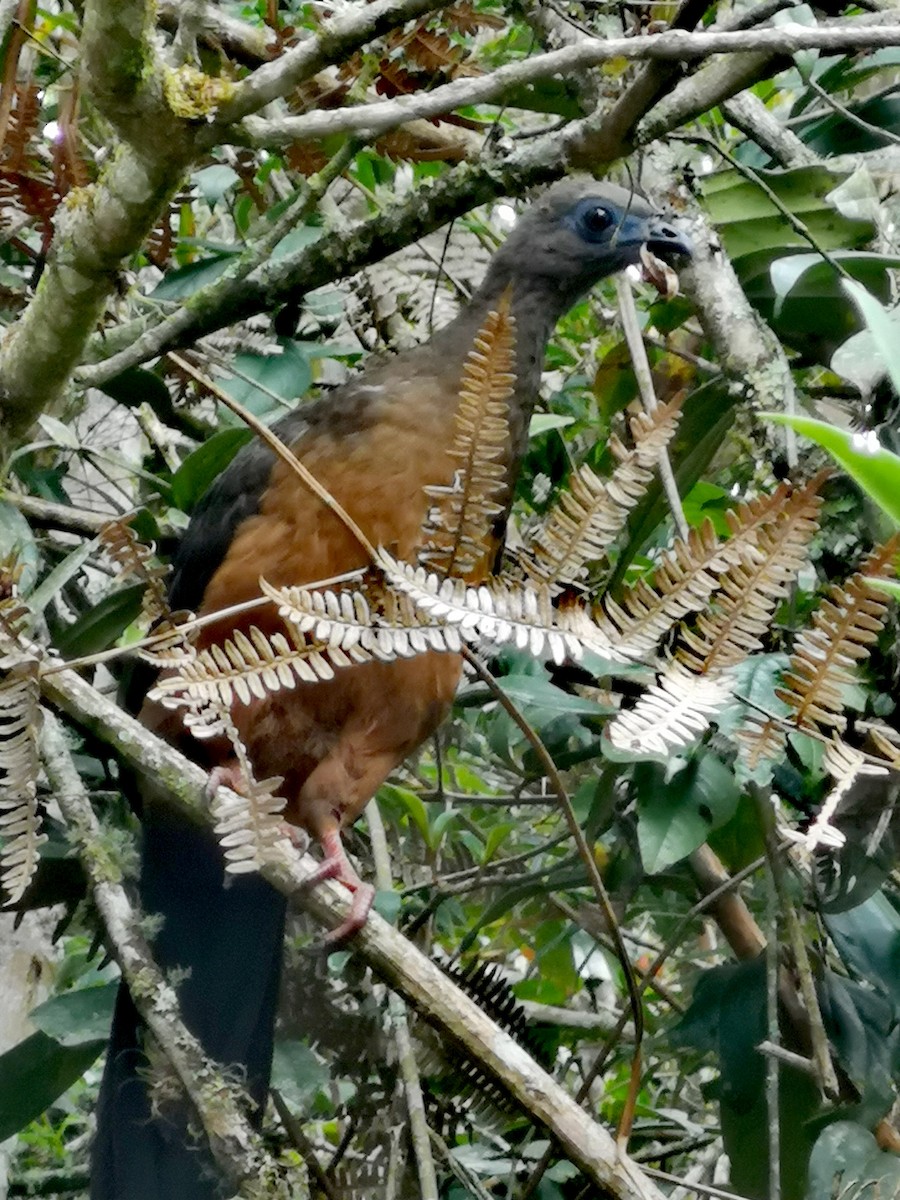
top-left (301, 827), bottom-right (375, 944)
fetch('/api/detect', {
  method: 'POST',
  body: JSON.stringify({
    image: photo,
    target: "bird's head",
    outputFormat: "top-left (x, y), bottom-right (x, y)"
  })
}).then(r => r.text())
top-left (481, 177), bottom-right (693, 313)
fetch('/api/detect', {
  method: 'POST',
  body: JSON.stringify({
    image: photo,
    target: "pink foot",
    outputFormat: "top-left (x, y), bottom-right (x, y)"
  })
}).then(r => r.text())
top-left (301, 829), bottom-right (375, 944)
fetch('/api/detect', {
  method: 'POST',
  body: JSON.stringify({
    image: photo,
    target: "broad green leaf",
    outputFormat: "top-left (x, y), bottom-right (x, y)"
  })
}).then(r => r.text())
top-left (807, 1122), bottom-right (900, 1200)
top-left (220, 339), bottom-right (313, 420)
top-left (378, 784), bottom-right (431, 845)
top-left (701, 166), bottom-right (874, 260)
top-left (611, 380), bottom-right (737, 586)
top-left (826, 890), bottom-right (900, 1001)
top-left (98, 366), bottom-right (175, 415)
top-left (151, 249), bottom-right (239, 301)
top-left (741, 250), bottom-right (900, 359)
top-left (170, 427), bottom-right (253, 512)
top-left (818, 970), bottom-right (898, 1116)
top-left (271, 1037), bottom-right (331, 1108)
top-left (193, 164), bottom-right (240, 208)
top-left (842, 278), bottom-right (900, 398)
top-left (30, 982), bottom-right (117, 1047)
top-left (54, 583), bottom-right (146, 658)
top-left (635, 754), bottom-right (740, 873)
top-left (0, 1031), bottom-right (104, 1141)
top-left (763, 412), bottom-right (900, 525)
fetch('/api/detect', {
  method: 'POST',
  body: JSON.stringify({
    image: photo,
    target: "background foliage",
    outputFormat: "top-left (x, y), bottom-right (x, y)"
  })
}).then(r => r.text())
top-left (2, 0), bottom-right (900, 1198)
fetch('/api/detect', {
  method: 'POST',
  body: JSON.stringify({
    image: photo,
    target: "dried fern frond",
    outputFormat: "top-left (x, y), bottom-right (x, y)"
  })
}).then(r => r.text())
top-left (784, 737), bottom-right (889, 854)
top-left (207, 713), bottom-right (288, 875)
top-left (148, 621), bottom-right (371, 724)
top-left (601, 484), bottom-right (792, 658)
top-left (0, 659), bottom-right (46, 903)
top-left (606, 660), bottom-right (733, 756)
top-left (101, 517), bottom-right (170, 630)
top-left (522, 399), bottom-right (682, 592)
top-left (261, 578), bottom-right (465, 659)
top-left (137, 610), bottom-right (198, 667)
top-left (678, 473), bottom-right (826, 675)
top-left (378, 551), bottom-right (583, 664)
top-left (419, 291), bottom-right (514, 579)
top-left (776, 534), bottom-right (900, 733)
top-left (734, 714), bottom-right (787, 778)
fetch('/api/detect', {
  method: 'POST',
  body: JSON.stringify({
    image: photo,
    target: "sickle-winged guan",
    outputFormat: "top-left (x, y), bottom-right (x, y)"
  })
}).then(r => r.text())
top-left (91, 177), bottom-right (691, 1199)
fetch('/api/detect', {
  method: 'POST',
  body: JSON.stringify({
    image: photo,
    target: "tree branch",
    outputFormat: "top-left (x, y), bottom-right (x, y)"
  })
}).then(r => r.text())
top-left (39, 661), bottom-right (667, 1200)
top-left (234, 21), bottom-right (900, 148)
top-left (39, 711), bottom-right (297, 1199)
top-left (212, 0), bottom-right (449, 125)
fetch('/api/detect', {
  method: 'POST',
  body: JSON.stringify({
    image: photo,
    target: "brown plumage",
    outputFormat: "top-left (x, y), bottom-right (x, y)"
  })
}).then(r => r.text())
top-left (94, 177), bottom-right (690, 1200)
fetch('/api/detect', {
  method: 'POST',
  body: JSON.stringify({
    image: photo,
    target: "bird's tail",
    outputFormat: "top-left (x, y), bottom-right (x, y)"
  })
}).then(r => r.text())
top-left (91, 804), bottom-right (287, 1200)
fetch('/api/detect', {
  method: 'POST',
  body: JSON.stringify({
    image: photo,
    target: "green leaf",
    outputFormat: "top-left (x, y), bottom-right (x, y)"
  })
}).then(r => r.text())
top-left (193, 164), bottom-right (240, 208)
top-left (151, 250), bottom-right (239, 301)
top-left (0, 500), bottom-right (39, 593)
top-left (54, 583), bottom-right (146, 658)
top-left (870, 578), bottom-right (900, 602)
top-left (529, 414), bottom-right (576, 438)
top-left (740, 250), bottom-right (900, 359)
top-left (0, 1031), bottom-right (104, 1141)
top-left (171, 428), bottom-right (253, 512)
top-left (763, 412), bottom-right (900, 525)
top-left (842, 277), bottom-right (900, 398)
top-left (28, 539), bottom-right (96, 617)
top-left (635, 754), bottom-right (740, 872)
top-left (220, 339), bottom-right (313, 421)
top-left (30, 982), bottom-right (117, 1047)
top-left (378, 784), bottom-right (431, 845)
top-left (826, 890), bottom-right (900, 1001)
top-left (98, 366), bottom-right (175, 415)
top-left (611, 380), bottom-right (737, 585)
top-left (271, 1037), bottom-right (331, 1108)
top-left (807, 1122), bottom-right (900, 1200)
top-left (700, 165), bottom-right (874, 260)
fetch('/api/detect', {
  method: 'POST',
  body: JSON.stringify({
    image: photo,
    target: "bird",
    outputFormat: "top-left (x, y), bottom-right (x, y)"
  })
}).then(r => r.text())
top-left (91, 176), bottom-right (691, 1199)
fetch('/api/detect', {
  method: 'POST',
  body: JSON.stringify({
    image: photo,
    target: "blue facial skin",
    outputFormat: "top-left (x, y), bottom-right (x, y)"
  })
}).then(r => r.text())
top-left (563, 196), bottom-right (693, 272)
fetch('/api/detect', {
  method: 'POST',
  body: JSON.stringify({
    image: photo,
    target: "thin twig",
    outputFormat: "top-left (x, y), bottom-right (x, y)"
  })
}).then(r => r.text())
top-left (168, 353), bottom-right (376, 558)
top-left (367, 797), bottom-right (439, 1200)
top-left (459, 647), bottom-right (644, 1145)
top-left (615, 273), bottom-right (688, 540)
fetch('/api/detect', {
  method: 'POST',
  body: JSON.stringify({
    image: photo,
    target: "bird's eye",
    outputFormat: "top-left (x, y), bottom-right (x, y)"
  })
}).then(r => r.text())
top-left (580, 205), bottom-right (613, 236)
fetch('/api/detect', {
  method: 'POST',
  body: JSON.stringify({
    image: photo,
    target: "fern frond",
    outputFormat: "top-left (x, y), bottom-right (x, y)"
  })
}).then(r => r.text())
top-left (734, 714), bottom-right (787, 778)
top-left (148, 621), bottom-right (372, 722)
top-left (378, 551), bottom-right (582, 664)
top-left (678, 474), bottom-right (825, 675)
top-left (261, 578), bottom-right (465, 658)
top-left (419, 292), bottom-right (515, 579)
top-left (208, 713), bottom-right (288, 875)
top-left (137, 611), bottom-right (197, 667)
top-left (785, 737), bottom-right (889, 853)
top-left (601, 484), bottom-right (793, 658)
top-left (775, 534), bottom-right (900, 733)
top-left (607, 661), bottom-right (733, 756)
top-left (522, 399), bottom-right (682, 591)
top-left (0, 659), bottom-right (45, 903)
top-left (101, 517), bottom-right (170, 630)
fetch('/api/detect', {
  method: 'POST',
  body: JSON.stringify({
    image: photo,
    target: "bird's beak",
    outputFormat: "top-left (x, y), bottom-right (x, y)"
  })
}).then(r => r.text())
top-left (644, 217), bottom-right (693, 263)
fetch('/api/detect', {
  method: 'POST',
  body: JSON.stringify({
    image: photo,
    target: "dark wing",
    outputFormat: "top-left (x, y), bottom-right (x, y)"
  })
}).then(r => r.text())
top-left (167, 409), bottom-right (309, 611)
